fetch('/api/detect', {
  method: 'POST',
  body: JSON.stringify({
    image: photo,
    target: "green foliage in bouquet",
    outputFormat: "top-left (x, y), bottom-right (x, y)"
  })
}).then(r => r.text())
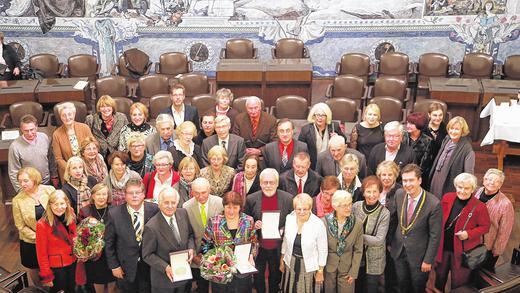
top-left (73, 217), bottom-right (105, 262)
top-left (200, 246), bottom-right (237, 284)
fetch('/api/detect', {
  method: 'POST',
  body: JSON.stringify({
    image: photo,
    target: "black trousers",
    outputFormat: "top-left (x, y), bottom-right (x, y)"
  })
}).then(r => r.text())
top-left (192, 267), bottom-right (209, 293)
top-left (51, 263), bottom-right (76, 293)
top-left (481, 250), bottom-right (499, 272)
top-left (254, 247), bottom-right (281, 293)
top-left (117, 260), bottom-right (151, 293)
top-left (211, 275), bottom-right (252, 293)
top-left (355, 266), bottom-right (381, 293)
top-left (384, 251), bottom-right (399, 293)
top-left (394, 250), bottom-right (428, 293)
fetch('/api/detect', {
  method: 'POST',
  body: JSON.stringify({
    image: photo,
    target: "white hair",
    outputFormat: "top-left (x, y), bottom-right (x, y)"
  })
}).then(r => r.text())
top-left (259, 168), bottom-right (279, 184)
top-left (245, 96), bottom-right (261, 107)
top-left (155, 113), bottom-right (175, 128)
top-left (329, 135), bottom-right (346, 148)
top-left (384, 121), bottom-right (403, 133)
top-left (191, 177), bottom-right (211, 191)
top-left (158, 186), bottom-right (180, 203)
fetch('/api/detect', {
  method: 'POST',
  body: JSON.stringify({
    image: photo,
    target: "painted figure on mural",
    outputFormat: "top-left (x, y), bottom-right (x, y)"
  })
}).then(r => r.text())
top-left (94, 19), bottom-right (117, 76)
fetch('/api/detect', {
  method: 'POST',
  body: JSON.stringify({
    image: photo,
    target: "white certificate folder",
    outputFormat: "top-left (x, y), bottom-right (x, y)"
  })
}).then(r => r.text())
top-left (261, 211), bottom-right (281, 239)
top-left (169, 250), bottom-right (193, 282)
top-left (234, 243), bottom-right (258, 274)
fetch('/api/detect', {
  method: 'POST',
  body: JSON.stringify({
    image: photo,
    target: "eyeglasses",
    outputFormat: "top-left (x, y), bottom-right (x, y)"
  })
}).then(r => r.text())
top-left (155, 163), bottom-right (171, 167)
top-left (314, 113), bottom-right (327, 118)
top-left (130, 144), bottom-right (145, 149)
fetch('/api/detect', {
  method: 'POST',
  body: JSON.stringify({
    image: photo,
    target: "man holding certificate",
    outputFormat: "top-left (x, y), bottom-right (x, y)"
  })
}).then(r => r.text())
top-left (244, 168), bottom-right (294, 293)
top-left (142, 186), bottom-right (195, 293)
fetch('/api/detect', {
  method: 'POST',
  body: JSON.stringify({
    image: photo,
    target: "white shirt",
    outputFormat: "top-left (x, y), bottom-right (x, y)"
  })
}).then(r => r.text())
top-left (293, 172), bottom-right (309, 191)
top-left (218, 136), bottom-right (230, 151)
top-left (171, 104), bottom-right (185, 128)
top-left (407, 189), bottom-right (424, 212)
top-left (281, 212), bottom-right (328, 272)
top-left (153, 172), bottom-right (173, 200)
top-left (127, 203), bottom-right (145, 230)
top-left (162, 212), bottom-right (180, 237)
top-left (385, 144), bottom-right (400, 162)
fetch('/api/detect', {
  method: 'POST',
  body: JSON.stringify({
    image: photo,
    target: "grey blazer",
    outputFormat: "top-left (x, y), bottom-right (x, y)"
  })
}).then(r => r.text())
top-left (279, 169), bottom-right (322, 197)
top-left (104, 202), bottom-right (159, 283)
top-left (390, 188), bottom-right (442, 266)
top-left (261, 140), bottom-right (308, 174)
top-left (201, 134), bottom-right (246, 169)
top-left (322, 216), bottom-right (364, 278)
top-left (182, 195), bottom-right (224, 254)
top-left (244, 189), bottom-right (294, 232)
top-left (145, 132), bottom-right (177, 156)
top-left (314, 148), bottom-right (368, 179)
top-left (142, 208), bottom-right (195, 289)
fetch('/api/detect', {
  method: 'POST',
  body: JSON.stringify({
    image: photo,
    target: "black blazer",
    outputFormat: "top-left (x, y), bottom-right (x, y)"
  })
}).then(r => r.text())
top-left (315, 149), bottom-right (368, 179)
top-left (168, 144), bottom-right (203, 171)
top-left (244, 189), bottom-right (294, 236)
top-left (262, 140), bottom-right (308, 174)
top-left (142, 208), bottom-right (195, 289)
top-left (201, 134), bottom-right (246, 169)
top-left (62, 176), bottom-right (97, 215)
top-left (367, 142), bottom-right (415, 175)
top-left (161, 104), bottom-right (200, 130)
top-left (279, 169), bottom-right (322, 197)
top-left (298, 122), bottom-right (345, 170)
top-left (105, 202), bottom-right (159, 283)
top-left (2, 43), bottom-right (22, 72)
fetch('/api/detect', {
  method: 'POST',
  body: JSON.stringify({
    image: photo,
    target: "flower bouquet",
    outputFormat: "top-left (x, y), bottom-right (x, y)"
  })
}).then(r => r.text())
top-left (200, 246), bottom-right (237, 284)
top-left (73, 217), bottom-right (105, 262)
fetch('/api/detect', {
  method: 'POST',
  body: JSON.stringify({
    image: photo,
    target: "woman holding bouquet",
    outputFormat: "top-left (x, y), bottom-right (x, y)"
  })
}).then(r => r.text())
top-left (36, 190), bottom-right (77, 293)
top-left (200, 191), bottom-right (258, 293)
top-left (78, 183), bottom-right (116, 293)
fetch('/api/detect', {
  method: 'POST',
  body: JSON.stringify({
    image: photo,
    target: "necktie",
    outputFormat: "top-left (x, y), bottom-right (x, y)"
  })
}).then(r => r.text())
top-left (282, 146), bottom-right (288, 167)
top-left (334, 161), bottom-right (340, 176)
top-left (133, 212), bottom-right (142, 243)
top-left (221, 140), bottom-right (227, 150)
top-left (407, 198), bottom-right (415, 225)
top-left (170, 217), bottom-right (181, 243)
top-left (251, 119), bottom-right (258, 137)
top-left (200, 204), bottom-right (207, 226)
top-left (297, 178), bottom-right (303, 194)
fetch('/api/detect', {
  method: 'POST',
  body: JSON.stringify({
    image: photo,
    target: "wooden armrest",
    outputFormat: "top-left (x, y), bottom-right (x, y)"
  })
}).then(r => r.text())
top-left (58, 63), bottom-right (65, 77)
top-left (412, 62), bottom-right (419, 74)
top-left (208, 82), bottom-right (214, 94)
top-left (220, 48), bottom-right (227, 59)
top-left (367, 85), bottom-right (374, 99)
top-left (404, 88), bottom-right (411, 102)
top-left (0, 113), bottom-right (10, 129)
top-left (452, 62), bottom-right (462, 76)
top-left (111, 64), bottom-right (119, 76)
top-left (325, 84), bottom-right (333, 98)
top-left (335, 62), bottom-right (341, 75)
top-left (40, 112), bottom-right (49, 127)
top-left (493, 63), bottom-right (503, 78)
top-left (400, 109), bottom-right (407, 124)
top-left (303, 47), bottom-right (310, 58)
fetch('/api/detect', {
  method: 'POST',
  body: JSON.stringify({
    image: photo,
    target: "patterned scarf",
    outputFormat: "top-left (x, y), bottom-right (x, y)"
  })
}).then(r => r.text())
top-left (109, 168), bottom-right (132, 190)
top-left (85, 154), bottom-right (108, 183)
top-left (68, 175), bottom-right (91, 212)
top-left (179, 177), bottom-right (191, 196)
top-left (129, 122), bottom-right (151, 132)
top-left (436, 140), bottom-right (457, 171)
top-left (325, 212), bottom-right (355, 256)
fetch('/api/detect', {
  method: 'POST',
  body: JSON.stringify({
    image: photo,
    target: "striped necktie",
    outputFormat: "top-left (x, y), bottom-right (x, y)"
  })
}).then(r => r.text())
top-left (133, 211), bottom-right (142, 243)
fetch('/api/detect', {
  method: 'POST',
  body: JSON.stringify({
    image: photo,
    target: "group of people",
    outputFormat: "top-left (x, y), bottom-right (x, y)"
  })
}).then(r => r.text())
top-left (10, 83), bottom-right (515, 293)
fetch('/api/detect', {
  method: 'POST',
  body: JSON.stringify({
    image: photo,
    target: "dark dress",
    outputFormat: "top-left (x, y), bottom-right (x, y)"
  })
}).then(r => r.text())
top-left (350, 123), bottom-right (385, 159)
top-left (423, 122), bottom-right (447, 162)
top-left (168, 144), bottom-right (204, 171)
top-left (20, 204), bottom-right (45, 269)
top-left (62, 176), bottom-right (97, 215)
top-left (78, 205), bottom-right (115, 284)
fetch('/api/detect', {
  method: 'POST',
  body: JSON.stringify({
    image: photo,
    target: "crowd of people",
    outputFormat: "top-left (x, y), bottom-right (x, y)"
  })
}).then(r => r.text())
top-left (9, 83), bottom-right (515, 293)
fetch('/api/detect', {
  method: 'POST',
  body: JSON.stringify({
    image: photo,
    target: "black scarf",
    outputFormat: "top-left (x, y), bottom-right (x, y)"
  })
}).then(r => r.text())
top-left (128, 122), bottom-right (151, 133)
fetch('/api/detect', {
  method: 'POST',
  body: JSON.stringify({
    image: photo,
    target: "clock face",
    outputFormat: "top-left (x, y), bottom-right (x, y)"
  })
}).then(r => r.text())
top-left (185, 41), bottom-right (214, 70)
top-left (370, 40), bottom-right (398, 63)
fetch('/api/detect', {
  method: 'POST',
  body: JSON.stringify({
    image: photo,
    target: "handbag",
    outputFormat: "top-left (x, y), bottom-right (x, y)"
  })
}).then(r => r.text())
top-left (460, 204), bottom-right (488, 269)
top-left (0, 64), bottom-right (7, 75)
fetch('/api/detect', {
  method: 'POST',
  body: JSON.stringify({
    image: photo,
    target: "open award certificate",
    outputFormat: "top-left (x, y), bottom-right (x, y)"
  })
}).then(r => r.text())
top-left (169, 250), bottom-right (193, 282)
top-left (261, 211), bottom-right (281, 239)
top-left (234, 243), bottom-right (258, 274)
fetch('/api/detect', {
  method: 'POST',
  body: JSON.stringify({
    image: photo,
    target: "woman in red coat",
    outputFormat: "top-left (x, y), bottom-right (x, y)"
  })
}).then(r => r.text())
top-left (142, 150), bottom-right (179, 201)
top-left (36, 190), bottom-right (77, 293)
top-left (434, 173), bottom-right (490, 291)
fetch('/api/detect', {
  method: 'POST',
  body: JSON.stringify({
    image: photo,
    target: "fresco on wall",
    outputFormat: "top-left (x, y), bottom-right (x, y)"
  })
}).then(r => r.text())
top-left (426, 0), bottom-right (507, 16)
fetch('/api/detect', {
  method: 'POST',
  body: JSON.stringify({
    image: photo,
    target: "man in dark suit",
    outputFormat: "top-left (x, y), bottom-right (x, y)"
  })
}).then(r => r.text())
top-left (262, 118), bottom-right (308, 174)
top-left (146, 113), bottom-right (176, 155)
top-left (201, 115), bottom-right (245, 169)
top-left (182, 178), bottom-right (224, 293)
top-left (368, 121), bottom-right (415, 175)
top-left (315, 135), bottom-right (368, 179)
top-left (279, 152), bottom-right (322, 197)
top-left (142, 186), bottom-right (195, 293)
top-left (161, 83), bottom-right (199, 130)
top-left (231, 96), bottom-right (277, 156)
top-left (105, 178), bottom-right (159, 293)
top-left (244, 168), bottom-right (294, 293)
top-left (0, 32), bottom-right (21, 81)
top-left (390, 164), bottom-right (442, 293)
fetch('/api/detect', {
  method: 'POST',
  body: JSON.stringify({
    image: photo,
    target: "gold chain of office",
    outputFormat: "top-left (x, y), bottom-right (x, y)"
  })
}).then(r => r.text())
top-left (399, 189), bottom-right (426, 235)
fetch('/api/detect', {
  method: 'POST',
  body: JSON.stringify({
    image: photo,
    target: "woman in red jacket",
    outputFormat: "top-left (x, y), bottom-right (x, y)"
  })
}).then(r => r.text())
top-left (434, 173), bottom-right (490, 291)
top-left (142, 150), bottom-right (179, 201)
top-left (36, 190), bottom-right (77, 293)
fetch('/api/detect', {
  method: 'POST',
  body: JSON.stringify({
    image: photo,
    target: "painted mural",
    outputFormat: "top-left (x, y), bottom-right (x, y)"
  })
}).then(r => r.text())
top-left (425, 0), bottom-right (507, 16)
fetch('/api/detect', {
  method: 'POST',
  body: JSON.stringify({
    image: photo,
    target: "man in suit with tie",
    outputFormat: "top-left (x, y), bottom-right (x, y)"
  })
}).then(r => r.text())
top-left (368, 121), bottom-right (415, 175)
top-left (182, 178), bottom-right (223, 293)
top-left (146, 114), bottom-right (176, 155)
top-left (201, 115), bottom-right (246, 169)
top-left (262, 118), bottom-right (308, 174)
top-left (390, 164), bottom-right (442, 293)
top-left (232, 96), bottom-right (277, 156)
top-left (105, 178), bottom-right (159, 293)
top-left (315, 135), bottom-right (368, 179)
top-left (244, 168), bottom-right (294, 293)
top-left (143, 186), bottom-right (195, 293)
top-left (279, 152), bottom-right (322, 197)
top-left (161, 83), bottom-right (199, 130)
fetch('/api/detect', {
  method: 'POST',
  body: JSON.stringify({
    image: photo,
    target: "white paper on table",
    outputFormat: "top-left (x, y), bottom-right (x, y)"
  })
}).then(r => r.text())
top-left (1, 130), bottom-right (19, 140)
top-left (169, 250), bottom-right (193, 282)
top-left (261, 211), bottom-right (281, 239)
top-left (234, 243), bottom-right (257, 274)
top-left (73, 81), bottom-right (89, 90)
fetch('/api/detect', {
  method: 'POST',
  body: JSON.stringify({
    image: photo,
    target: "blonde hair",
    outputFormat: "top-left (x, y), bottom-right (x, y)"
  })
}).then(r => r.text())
top-left (176, 121), bottom-right (197, 137)
top-left (57, 102), bottom-right (76, 116)
top-left (483, 168), bottom-right (505, 183)
top-left (363, 104), bottom-right (381, 122)
top-left (216, 88), bottom-right (234, 102)
top-left (43, 190), bottom-right (75, 227)
top-left (17, 167), bottom-right (42, 187)
top-left (446, 116), bottom-right (470, 137)
top-left (339, 153), bottom-right (359, 171)
top-left (292, 193), bottom-right (313, 210)
top-left (129, 102), bottom-right (149, 120)
top-left (63, 156), bottom-right (86, 183)
top-left (96, 95), bottom-right (117, 113)
top-left (178, 156), bottom-right (200, 177)
top-left (453, 173), bottom-right (478, 191)
top-left (90, 183), bottom-right (111, 204)
top-left (307, 102), bottom-right (332, 124)
top-left (207, 145), bottom-right (229, 165)
top-left (80, 136), bottom-right (100, 157)
top-left (126, 132), bottom-right (146, 148)
top-left (376, 160), bottom-right (400, 178)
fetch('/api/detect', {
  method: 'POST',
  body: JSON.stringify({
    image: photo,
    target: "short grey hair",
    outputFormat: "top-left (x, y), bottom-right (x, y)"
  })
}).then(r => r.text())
top-left (158, 186), bottom-right (180, 203)
top-left (329, 135), bottom-right (346, 148)
top-left (331, 190), bottom-right (353, 209)
top-left (191, 177), bottom-right (210, 191)
top-left (453, 173), bottom-right (478, 191)
top-left (259, 168), bottom-right (279, 184)
top-left (245, 96), bottom-right (261, 107)
top-left (384, 121), bottom-right (403, 133)
top-left (153, 150), bottom-right (174, 165)
top-left (57, 102), bottom-right (77, 116)
top-left (484, 168), bottom-right (505, 183)
top-left (214, 115), bottom-right (231, 126)
top-left (155, 113), bottom-right (175, 128)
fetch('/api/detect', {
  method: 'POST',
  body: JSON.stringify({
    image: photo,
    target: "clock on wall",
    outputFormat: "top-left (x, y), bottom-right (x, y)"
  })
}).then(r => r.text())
top-left (370, 40), bottom-right (398, 62)
top-left (185, 41), bottom-right (214, 69)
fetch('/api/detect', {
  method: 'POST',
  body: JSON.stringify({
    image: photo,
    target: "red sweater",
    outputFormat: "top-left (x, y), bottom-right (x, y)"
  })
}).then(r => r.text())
top-left (143, 169), bottom-right (180, 199)
top-left (36, 218), bottom-right (77, 283)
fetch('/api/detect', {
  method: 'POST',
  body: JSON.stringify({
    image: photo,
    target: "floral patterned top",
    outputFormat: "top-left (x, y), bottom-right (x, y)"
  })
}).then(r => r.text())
top-left (200, 165), bottom-right (236, 197)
